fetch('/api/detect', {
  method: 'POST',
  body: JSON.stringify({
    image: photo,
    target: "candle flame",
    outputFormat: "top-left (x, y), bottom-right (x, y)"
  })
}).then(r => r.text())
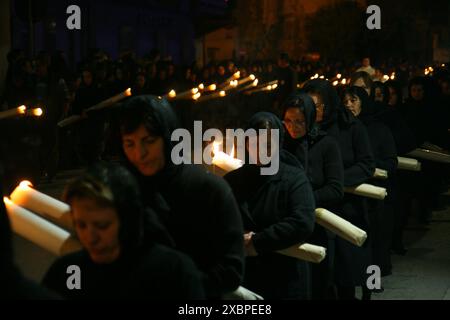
top-left (19, 180), bottom-right (33, 188)
top-left (341, 78), bottom-right (346, 85)
top-left (198, 83), bottom-right (205, 90)
top-left (3, 197), bottom-right (12, 206)
top-left (168, 90), bottom-right (176, 98)
top-left (192, 92), bottom-right (201, 100)
top-left (219, 91), bottom-right (226, 97)
top-left (250, 74), bottom-right (256, 81)
top-left (267, 85), bottom-right (272, 90)
top-left (337, 73), bottom-right (342, 79)
top-left (319, 75), bottom-right (325, 79)
top-left (208, 84), bottom-right (217, 91)
top-left (272, 83), bottom-right (278, 89)
top-left (332, 80), bottom-right (339, 86)
top-left (233, 71), bottom-right (240, 79)
top-left (441, 64), bottom-right (445, 67)
top-left (17, 105), bottom-right (27, 114)
top-left (314, 74), bottom-right (319, 79)
top-left (383, 75), bottom-right (389, 81)
top-left (125, 88), bottom-right (132, 96)
top-left (253, 79), bottom-right (259, 86)
top-left (191, 88), bottom-right (199, 94)
top-left (32, 108), bottom-right (43, 117)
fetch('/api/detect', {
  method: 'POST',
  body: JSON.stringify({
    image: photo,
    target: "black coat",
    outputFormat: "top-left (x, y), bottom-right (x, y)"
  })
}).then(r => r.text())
top-left (225, 157), bottom-right (315, 299)
top-left (42, 246), bottom-right (205, 299)
top-left (138, 164), bottom-right (245, 299)
top-left (119, 96), bottom-right (245, 299)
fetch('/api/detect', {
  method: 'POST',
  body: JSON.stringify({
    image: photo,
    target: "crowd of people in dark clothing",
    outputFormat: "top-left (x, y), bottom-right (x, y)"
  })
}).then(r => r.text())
top-left (1, 48), bottom-right (449, 300)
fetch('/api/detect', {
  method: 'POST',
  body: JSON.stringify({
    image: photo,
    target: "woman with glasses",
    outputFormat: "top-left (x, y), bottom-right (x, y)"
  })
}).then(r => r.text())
top-left (282, 93), bottom-right (344, 299)
top-left (303, 79), bottom-right (375, 300)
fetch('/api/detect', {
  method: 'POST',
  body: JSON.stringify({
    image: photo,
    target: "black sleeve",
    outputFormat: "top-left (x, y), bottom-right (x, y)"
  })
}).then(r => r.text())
top-left (314, 138), bottom-right (344, 206)
top-left (173, 255), bottom-right (206, 300)
top-left (41, 258), bottom-right (70, 297)
top-left (252, 172), bottom-right (316, 253)
top-left (203, 179), bottom-right (245, 297)
top-left (375, 125), bottom-right (398, 175)
top-left (344, 122), bottom-right (376, 187)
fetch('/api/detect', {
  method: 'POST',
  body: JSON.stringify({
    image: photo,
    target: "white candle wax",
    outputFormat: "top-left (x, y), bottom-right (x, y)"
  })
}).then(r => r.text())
top-left (4, 198), bottom-right (81, 256)
top-left (10, 181), bottom-right (70, 220)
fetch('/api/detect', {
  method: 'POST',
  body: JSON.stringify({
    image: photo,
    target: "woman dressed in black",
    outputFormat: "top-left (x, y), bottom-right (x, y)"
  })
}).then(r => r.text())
top-left (343, 86), bottom-right (398, 281)
top-left (117, 96), bottom-right (245, 299)
top-left (42, 162), bottom-right (205, 299)
top-left (282, 93), bottom-right (344, 299)
top-left (303, 79), bottom-right (375, 300)
top-left (224, 112), bottom-right (316, 300)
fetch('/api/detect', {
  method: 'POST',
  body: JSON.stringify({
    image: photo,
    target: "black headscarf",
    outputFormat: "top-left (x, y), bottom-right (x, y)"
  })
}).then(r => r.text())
top-left (65, 162), bottom-right (174, 254)
top-left (282, 92), bottom-right (320, 143)
top-left (118, 95), bottom-right (181, 185)
top-left (343, 86), bottom-right (377, 125)
top-left (303, 79), bottom-right (341, 130)
top-left (246, 111), bottom-right (302, 170)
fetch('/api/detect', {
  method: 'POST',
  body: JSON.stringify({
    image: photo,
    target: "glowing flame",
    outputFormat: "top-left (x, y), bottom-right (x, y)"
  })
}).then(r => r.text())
top-left (442, 64), bottom-right (445, 67)
top-left (208, 84), bottom-right (217, 91)
top-left (32, 108), bottom-right (43, 117)
top-left (19, 180), bottom-right (33, 188)
top-left (250, 74), bottom-right (256, 81)
top-left (219, 91), bottom-right (226, 97)
top-left (253, 79), bottom-right (259, 86)
top-left (272, 83), bottom-right (278, 90)
top-left (383, 75), bottom-right (389, 81)
top-left (233, 71), bottom-right (240, 79)
top-left (341, 78), bottom-right (347, 85)
top-left (3, 197), bottom-right (12, 206)
top-left (17, 105), bottom-right (27, 114)
top-left (337, 73), bottom-right (342, 79)
top-left (125, 88), bottom-right (132, 96)
top-left (319, 75), bottom-right (325, 79)
top-left (168, 90), bottom-right (176, 98)
top-left (198, 83), bottom-right (205, 90)
top-left (332, 80), bottom-right (339, 86)
top-left (191, 88), bottom-right (199, 94)
top-left (267, 85), bottom-right (273, 90)
top-left (192, 92), bottom-right (201, 100)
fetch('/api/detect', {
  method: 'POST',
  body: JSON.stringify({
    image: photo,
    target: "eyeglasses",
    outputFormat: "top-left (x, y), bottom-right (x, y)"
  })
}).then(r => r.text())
top-left (283, 119), bottom-right (306, 128)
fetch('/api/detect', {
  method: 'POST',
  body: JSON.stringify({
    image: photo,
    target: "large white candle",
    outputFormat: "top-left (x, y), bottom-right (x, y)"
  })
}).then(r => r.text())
top-left (315, 208), bottom-right (367, 247)
top-left (211, 144), bottom-right (244, 172)
top-left (4, 197), bottom-right (81, 256)
top-left (10, 181), bottom-right (70, 220)
top-left (0, 105), bottom-right (27, 120)
top-left (407, 148), bottom-right (450, 164)
top-left (86, 87), bottom-right (132, 112)
top-left (277, 243), bottom-right (326, 263)
top-left (344, 183), bottom-right (387, 200)
top-left (397, 156), bottom-right (421, 171)
top-left (373, 168), bottom-right (388, 179)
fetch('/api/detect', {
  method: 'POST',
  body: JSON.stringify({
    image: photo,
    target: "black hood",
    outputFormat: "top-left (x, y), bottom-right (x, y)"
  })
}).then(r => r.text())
top-left (345, 86), bottom-right (377, 125)
top-left (303, 79), bottom-right (340, 130)
top-left (246, 111), bottom-right (285, 148)
top-left (78, 162), bottom-right (173, 252)
top-left (118, 95), bottom-right (181, 183)
top-left (281, 92), bottom-right (320, 143)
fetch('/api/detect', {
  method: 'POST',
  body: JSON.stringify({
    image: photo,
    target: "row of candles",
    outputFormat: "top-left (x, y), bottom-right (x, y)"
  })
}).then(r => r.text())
top-left (0, 105), bottom-right (44, 120)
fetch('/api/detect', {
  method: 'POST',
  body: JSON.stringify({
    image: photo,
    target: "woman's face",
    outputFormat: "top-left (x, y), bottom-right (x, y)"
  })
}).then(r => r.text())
top-left (308, 93), bottom-right (324, 123)
top-left (374, 87), bottom-right (384, 102)
top-left (353, 78), bottom-right (371, 96)
top-left (284, 107), bottom-right (306, 139)
top-left (122, 124), bottom-right (166, 176)
top-left (71, 198), bottom-right (121, 264)
top-left (410, 84), bottom-right (424, 101)
top-left (343, 94), bottom-right (362, 116)
top-left (388, 87), bottom-right (398, 106)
